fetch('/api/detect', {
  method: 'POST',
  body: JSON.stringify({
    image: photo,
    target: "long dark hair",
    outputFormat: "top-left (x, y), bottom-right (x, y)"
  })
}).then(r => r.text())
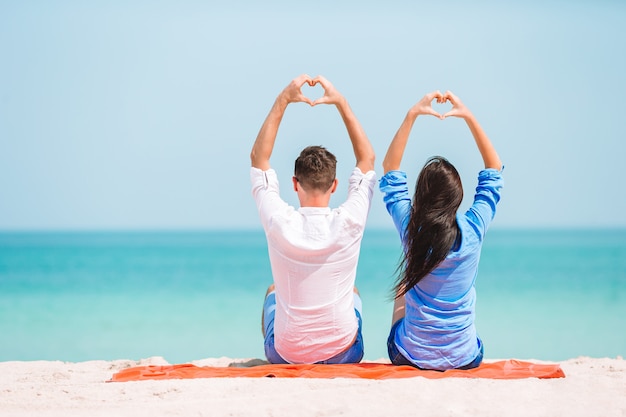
top-left (395, 156), bottom-right (463, 297)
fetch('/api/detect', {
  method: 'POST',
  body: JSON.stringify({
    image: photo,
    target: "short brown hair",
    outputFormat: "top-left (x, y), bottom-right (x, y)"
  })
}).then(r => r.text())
top-left (294, 146), bottom-right (337, 192)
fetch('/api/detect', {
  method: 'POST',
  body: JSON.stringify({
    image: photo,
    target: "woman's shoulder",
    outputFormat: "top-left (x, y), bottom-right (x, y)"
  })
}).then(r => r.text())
top-left (379, 170), bottom-right (408, 186)
top-left (454, 216), bottom-right (484, 254)
top-left (477, 167), bottom-right (504, 187)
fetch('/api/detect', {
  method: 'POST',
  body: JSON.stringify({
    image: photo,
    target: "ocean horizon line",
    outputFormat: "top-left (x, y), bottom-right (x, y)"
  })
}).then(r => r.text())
top-left (2, 226), bottom-right (625, 234)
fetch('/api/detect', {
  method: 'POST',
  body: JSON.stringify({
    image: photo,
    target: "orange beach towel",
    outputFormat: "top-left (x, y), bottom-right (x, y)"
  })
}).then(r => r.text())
top-left (109, 360), bottom-right (565, 382)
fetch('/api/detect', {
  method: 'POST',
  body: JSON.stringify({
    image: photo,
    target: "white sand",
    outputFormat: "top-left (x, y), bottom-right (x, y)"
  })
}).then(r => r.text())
top-left (0, 356), bottom-right (624, 417)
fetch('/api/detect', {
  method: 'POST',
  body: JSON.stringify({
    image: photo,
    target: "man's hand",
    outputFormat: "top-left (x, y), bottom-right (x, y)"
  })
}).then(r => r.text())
top-left (442, 91), bottom-right (501, 170)
top-left (251, 74), bottom-right (316, 170)
top-left (307, 75), bottom-right (374, 173)
top-left (310, 75), bottom-right (345, 107)
top-left (278, 74), bottom-right (315, 106)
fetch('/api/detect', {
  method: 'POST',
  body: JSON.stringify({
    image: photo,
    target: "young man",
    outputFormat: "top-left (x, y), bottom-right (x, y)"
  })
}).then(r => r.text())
top-left (250, 74), bottom-right (376, 364)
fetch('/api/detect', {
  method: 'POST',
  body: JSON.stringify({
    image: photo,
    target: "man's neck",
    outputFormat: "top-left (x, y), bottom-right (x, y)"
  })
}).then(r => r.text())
top-left (295, 178), bottom-right (336, 208)
top-left (298, 195), bottom-right (331, 208)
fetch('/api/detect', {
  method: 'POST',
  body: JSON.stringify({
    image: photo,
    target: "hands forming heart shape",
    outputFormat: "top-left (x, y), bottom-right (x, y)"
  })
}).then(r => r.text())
top-left (300, 81), bottom-right (325, 105)
top-left (411, 90), bottom-right (470, 120)
top-left (285, 74), bottom-right (471, 120)
top-left (283, 74), bottom-right (344, 107)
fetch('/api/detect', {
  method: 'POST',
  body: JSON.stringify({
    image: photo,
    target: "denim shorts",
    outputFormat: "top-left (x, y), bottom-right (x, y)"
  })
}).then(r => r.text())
top-left (262, 292), bottom-right (364, 364)
top-left (387, 319), bottom-right (484, 370)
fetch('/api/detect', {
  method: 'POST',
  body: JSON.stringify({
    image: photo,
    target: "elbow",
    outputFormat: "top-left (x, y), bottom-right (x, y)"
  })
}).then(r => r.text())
top-left (487, 157), bottom-right (503, 171)
top-left (360, 153), bottom-right (376, 173)
top-left (250, 149), bottom-right (259, 168)
top-left (250, 147), bottom-right (260, 166)
top-left (250, 147), bottom-right (270, 170)
top-left (382, 156), bottom-right (399, 174)
top-left (382, 159), bottom-right (391, 174)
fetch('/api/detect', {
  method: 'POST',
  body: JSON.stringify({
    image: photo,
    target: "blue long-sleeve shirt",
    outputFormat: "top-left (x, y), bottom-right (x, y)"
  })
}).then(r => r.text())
top-left (379, 168), bottom-right (503, 370)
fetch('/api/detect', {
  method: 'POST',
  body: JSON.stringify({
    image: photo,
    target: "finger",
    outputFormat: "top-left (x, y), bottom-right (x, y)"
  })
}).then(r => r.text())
top-left (434, 90), bottom-right (446, 104)
top-left (311, 96), bottom-right (331, 106)
top-left (306, 74), bottom-right (319, 86)
top-left (312, 97), bottom-right (328, 106)
top-left (299, 95), bottom-right (313, 106)
top-left (313, 75), bottom-right (334, 94)
top-left (312, 75), bottom-right (328, 85)
top-left (442, 109), bottom-right (459, 118)
top-left (297, 74), bottom-right (314, 88)
top-left (429, 110), bottom-right (443, 119)
top-left (424, 91), bottom-right (438, 103)
top-left (443, 90), bottom-right (457, 104)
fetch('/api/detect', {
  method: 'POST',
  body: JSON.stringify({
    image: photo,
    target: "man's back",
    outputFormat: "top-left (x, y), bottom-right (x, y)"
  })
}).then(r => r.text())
top-left (250, 75), bottom-right (375, 364)
top-left (252, 166), bottom-right (375, 362)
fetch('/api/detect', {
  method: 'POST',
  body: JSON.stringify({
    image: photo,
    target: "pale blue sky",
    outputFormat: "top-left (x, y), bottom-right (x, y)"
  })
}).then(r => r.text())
top-left (1, 1), bottom-right (624, 230)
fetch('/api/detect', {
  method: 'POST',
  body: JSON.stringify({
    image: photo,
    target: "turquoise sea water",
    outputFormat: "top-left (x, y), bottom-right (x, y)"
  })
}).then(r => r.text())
top-left (0, 229), bottom-right (625, 363)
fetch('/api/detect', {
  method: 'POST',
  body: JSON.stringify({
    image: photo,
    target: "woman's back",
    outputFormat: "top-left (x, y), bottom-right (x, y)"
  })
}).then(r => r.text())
top-left (382, 167), bottom-right (503, 370)
top-left (380, 90), bottom-right (502, 370)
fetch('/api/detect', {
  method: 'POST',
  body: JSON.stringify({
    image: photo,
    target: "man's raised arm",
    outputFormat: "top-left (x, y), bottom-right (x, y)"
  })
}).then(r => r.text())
top-left (311, 76), bottom-right (375, 174)
top-left (250, 74), bottom-right (314, 171)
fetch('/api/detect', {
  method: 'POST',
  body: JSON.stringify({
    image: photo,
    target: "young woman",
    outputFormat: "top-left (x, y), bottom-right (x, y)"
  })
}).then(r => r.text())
top-left (379, 90), bottom-right (503, 371)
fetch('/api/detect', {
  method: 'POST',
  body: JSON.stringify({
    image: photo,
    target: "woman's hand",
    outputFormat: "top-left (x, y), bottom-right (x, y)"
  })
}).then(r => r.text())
top-left (442, 90), bottom-right (472, 120)
top-left (408, 91), bottom-right (445, 119)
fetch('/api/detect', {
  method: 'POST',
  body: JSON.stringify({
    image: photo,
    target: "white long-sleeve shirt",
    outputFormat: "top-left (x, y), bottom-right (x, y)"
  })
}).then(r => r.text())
top-left (251, 166), bottom-right (376, 363)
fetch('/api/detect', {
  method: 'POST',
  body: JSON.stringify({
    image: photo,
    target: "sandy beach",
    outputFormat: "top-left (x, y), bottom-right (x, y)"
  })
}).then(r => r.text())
top-left (0, 356), bottom-right (624, 417)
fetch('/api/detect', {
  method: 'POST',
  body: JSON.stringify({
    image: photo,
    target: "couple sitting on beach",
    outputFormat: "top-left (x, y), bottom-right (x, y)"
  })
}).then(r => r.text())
top-left (250, 74), bottom-right (503, 371)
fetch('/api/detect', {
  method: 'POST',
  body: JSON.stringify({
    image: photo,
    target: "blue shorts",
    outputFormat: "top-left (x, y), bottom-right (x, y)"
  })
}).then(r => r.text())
top-left (387, 319), bottom-right (484, 370)
top-left (262, 292), bottom-right (364, 364)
